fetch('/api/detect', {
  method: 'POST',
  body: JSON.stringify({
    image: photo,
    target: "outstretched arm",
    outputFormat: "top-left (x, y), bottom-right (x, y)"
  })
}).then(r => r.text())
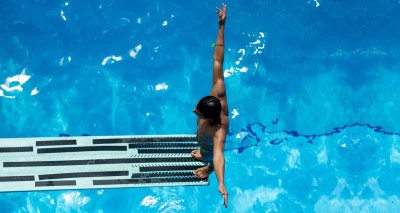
top-left (210, 3), bottom-right (227, 114)
top-left (213, 129), bottom-right (228, 208)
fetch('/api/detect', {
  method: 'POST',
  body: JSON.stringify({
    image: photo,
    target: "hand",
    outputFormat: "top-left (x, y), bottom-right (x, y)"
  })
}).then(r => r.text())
top-left (216, 3), bottom-right (227, 26)
top-left (218, 184), bottom-right (228, 208)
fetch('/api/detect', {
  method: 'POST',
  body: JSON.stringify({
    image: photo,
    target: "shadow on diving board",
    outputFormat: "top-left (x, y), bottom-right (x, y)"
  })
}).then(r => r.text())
top-left (0, 134), bottom-right (208, 192)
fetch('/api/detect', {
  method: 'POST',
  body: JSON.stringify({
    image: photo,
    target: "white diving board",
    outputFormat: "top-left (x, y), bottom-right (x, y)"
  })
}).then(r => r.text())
top-left (0, 134), bottom-right (208, 192)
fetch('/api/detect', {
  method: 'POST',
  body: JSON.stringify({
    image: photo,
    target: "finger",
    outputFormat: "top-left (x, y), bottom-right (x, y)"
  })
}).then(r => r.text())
top-left (223, 195), bottom-right (228, 208)
top-left (222, 3), bottom-right (227, 11)
top-left (216, 7), bottom-right (221, 12)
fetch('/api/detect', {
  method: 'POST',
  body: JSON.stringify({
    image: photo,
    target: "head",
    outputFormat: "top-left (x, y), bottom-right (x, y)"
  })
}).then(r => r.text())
top-left (193, 96), bottom-right (222, 124)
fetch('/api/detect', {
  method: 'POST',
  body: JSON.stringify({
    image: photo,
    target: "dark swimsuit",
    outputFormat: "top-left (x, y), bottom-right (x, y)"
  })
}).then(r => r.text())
top-left (196, 134), bottom-right (214, 162)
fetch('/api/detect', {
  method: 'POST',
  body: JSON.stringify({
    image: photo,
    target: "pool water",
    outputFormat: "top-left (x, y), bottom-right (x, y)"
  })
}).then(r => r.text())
top-left (1, 0), bottom-right (400, 212)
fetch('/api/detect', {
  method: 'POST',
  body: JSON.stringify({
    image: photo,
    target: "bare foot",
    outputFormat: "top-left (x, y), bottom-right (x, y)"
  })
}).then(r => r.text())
top-left (191, 149), bottom-right (204, 161)
top-left (194, 165), bottom-right (214, 179)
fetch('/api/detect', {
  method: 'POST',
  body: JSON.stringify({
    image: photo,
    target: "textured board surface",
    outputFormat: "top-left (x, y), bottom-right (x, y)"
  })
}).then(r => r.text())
top-left (0, 134), bottom-right (208, 192)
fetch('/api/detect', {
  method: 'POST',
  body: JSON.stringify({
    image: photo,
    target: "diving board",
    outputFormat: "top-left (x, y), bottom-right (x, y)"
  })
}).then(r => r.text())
top-left (0, 134), bottom-right (208, 192)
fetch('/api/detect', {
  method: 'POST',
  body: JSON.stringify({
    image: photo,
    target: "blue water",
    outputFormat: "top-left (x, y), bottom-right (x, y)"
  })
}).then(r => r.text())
top-left (1, 0), bottom-right (400, 212)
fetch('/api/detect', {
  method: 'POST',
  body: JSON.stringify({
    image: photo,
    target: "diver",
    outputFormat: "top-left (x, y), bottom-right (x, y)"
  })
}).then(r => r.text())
top-left (191, 3), bottom-right (229, 208)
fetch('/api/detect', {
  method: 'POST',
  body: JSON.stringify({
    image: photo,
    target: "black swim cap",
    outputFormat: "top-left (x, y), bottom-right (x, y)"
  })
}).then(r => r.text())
top-left (196, 96), bottom-right (222, 123)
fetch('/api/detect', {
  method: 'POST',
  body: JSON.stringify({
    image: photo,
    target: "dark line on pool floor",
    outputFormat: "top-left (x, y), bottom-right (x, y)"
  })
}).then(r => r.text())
top-left (226, 122), bottom-right (400, 153)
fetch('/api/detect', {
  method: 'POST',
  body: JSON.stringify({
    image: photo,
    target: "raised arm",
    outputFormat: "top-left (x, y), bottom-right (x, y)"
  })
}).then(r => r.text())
top-left (210, 3), bottom-right (227, 114)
